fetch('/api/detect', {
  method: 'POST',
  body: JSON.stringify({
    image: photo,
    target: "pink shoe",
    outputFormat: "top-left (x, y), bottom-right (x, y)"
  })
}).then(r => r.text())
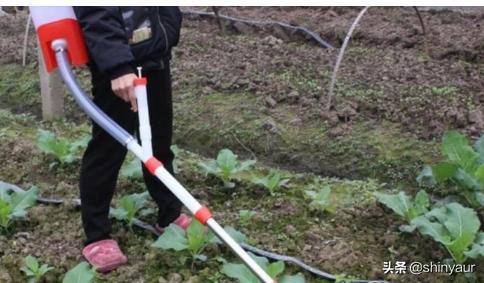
top-left (155, 213), bottom-right (191, 234)
top-left (82, 239), bottom-right (128, 273)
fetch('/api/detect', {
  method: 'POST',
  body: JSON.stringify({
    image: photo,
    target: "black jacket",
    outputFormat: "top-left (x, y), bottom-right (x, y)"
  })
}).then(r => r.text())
top-left (74, 7), bottom-right (182, 79)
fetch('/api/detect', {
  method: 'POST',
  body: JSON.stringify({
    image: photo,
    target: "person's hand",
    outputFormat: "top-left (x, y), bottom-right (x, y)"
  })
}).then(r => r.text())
top-left (111, 73), bottom-right (138, 112)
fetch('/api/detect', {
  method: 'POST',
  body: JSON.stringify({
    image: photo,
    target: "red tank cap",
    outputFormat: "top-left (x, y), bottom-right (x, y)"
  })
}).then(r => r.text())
top-left (134, 78), bottom-right (147, 86)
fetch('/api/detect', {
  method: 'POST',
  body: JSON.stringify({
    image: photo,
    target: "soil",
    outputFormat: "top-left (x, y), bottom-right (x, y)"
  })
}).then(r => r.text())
top-left (0, 7), bottom-right (483, 283)
top-left (178, 6), bottom-right (484, 139)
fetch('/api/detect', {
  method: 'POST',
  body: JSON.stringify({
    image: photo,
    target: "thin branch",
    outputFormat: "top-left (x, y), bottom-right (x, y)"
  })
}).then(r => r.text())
top-left (22, 13), bottom-right (31, 66)
top-left (325, 6), bottom-right (369, 111)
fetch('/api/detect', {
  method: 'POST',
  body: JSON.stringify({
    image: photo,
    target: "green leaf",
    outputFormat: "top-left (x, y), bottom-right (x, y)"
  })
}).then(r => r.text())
top-left (38, 264), bottom-right (54, 275)
top-left (152, 224), bottom-right (188, 251)
top-left (109, 208), bottom-right (128, 221)
top-left (474, 135), bottom-right (484, 163)
top-left (209, 226), bottom-right (247, 245)
top-left (411, 214), bottom-right (451, 245)
top-left (221, 253), bottom-right (269, 283)
top-left (442, 131), bottom-right (479, 173)
top-left (109, 192), bottom-right (150, 225)
top-left (374, 191), bottom-right (412, 219)
top-left (71, 135), bottom-right (90, 151)
top-left (62, 262), bottom-right (95, 283)
top-left (187, 220), bottom-right (207, 255)
top-left (198, 160), bottom-right (219, 175)
top-left (416, 165), bottom-right (437, 187)
top-left (411, 203), bottom-right (480, 263)
top-left (120, 158), bottom-right (142, 180)
top-left (453, 169), bottom-right (481, 191)
top-left (474, 165), bottom-right (484, 185)
top-left (224, 226), bottom-right (247, 244)
top-left (0, 183), bottom-right (12, 202)
top-left (221, 254), bottom-right (293, 283)
top-left (375, 190), bottom-right (429, 222)
top-left (410, 190), bottom-right (430, 219)
top-left (199, 149), bottom-right (255, 187)
top-left (237, 159), bottom-right (256, 172)
top-left (432, 162), bottom-right (458, 183)
top-left (21, 256), bottom-right (53, 280)
top-left (266, 261), bottom-right (285, 278)
top-left (20, 267), bottom-right (35, 277)
top-left (221, 261), bottom-right (260, 283)
top-left (305, 186), bottom-right (333, 213)
top-left (24, 255), bottom-right (39, 272)
top-left (252, 170), bottom-right (288, 195)
top-left (0, 199), bottom-right (12, 228)
top-left (280, 273), bottom-right (305, 283)
top-left (464, 232), bottom-right (484, 259)
top-left (443, 203), bottom-right (480, 263)
top-left (217, 149), bottom-right (238, 179)
top-left (9, 187), bottom-right (38, 219)
top-left (37, 129), bottom-right (77, 164)
top-left (475, 192), bottom-right (484, 206)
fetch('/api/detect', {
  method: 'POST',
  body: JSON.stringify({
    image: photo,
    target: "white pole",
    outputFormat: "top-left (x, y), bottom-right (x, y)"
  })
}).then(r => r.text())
top-left (134, 67), bottom-right (153, 156)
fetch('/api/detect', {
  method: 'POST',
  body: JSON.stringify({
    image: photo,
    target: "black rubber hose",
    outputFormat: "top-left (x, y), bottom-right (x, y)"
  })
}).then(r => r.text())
top-left (1, 181), bottom-right (389, 283)
top-left (183, 9), bottom-right (334, 49)
top-left (412, 7), bottom-right (426, 35)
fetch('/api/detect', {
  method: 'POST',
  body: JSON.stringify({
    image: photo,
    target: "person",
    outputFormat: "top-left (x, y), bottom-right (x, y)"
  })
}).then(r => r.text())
top-left (73, 7), bottom-right (190, 272)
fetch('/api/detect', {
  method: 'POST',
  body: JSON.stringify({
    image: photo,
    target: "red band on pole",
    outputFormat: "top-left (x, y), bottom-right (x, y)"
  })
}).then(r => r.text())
top-left (194, 207), bottom-right (212, 225)
top-left (144, 157), bottom-right (163, 175)
top-left (134, 78), bottom-right (147, 86)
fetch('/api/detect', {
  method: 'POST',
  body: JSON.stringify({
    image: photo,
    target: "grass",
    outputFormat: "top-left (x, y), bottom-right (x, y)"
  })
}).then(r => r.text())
top-left (173, 89), bottom-right (439, 185)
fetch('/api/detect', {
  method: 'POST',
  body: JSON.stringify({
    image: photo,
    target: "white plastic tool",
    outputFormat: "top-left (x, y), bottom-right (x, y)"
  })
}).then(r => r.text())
top-left (134, 67), bottom-right (153, 156)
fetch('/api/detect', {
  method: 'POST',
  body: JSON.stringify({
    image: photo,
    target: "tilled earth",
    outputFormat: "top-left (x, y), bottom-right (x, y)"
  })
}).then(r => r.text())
top-left (176, 6), bottom-right (484, 139)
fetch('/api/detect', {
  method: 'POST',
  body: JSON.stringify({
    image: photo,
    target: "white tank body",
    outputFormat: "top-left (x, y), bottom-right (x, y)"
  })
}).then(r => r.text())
top-left (30, 6), bottom-right (76, 29)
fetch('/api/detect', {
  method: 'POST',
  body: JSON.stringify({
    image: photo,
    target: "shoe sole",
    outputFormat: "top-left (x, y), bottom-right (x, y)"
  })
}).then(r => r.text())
top-left (94, 257), bottom-right (128, 273)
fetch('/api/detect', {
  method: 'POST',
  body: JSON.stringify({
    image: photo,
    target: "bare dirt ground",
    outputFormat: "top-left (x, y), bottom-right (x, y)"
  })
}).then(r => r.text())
top-left (178, 6), bottom-right (484, 139)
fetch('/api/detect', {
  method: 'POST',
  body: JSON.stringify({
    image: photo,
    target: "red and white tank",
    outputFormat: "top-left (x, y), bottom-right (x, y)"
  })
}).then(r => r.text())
top-left (30, 6), bottom-right (88, 72)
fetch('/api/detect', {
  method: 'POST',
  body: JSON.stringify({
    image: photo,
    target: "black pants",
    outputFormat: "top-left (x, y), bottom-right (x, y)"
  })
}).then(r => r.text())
top-left (79, 65), bottom-right (182, 245)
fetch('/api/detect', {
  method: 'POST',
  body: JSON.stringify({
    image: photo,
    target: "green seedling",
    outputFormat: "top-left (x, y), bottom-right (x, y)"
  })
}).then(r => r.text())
top-left (304, 185), bottom-right (334, 213)
top-left (221, 253), bottom-right (305, 283)
top-left (152, 220), bottom-right (214, 261)
top-left (109, 191), bottom-right (153, 226)
top-left (199, 148), bottom-right (255, 188)
top-left (411, 202), bottom-right (482, 263)
top-left (0, 185), bottom-right (38, 232)
top-left (62, 262), bottom-right (96, 283)
top-left (20, 255), bottom-right (53, 283)
top-left (465, 232), bottom-right (484, 259)
top-left (252, 170), bottom-right (289, 195)
top-left (120, 157), bottom-right (143, 180)
top-left (152, 220), bottom-right (245, 262)
top-left (374, 190), bottom-right (429, 232)
top-left (239, 209), bottom-right (256, 226)
top-left (37, 129), bottom-right (88, 165)
top-left (417, 131), bottom-right (484, 207)
top-left (431, 86), bottom-right (457, 96)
